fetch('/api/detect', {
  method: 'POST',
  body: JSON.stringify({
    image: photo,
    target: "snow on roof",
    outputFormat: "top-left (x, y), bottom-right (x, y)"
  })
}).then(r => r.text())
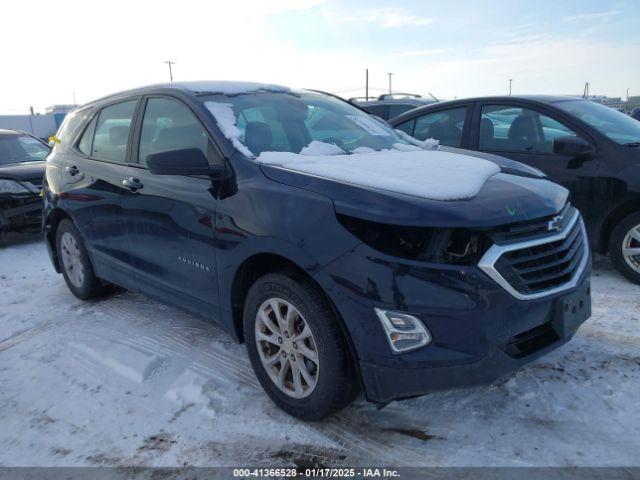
top-left (257, 149), bottom-right (501, 201)
top-left (175, 81), bottom-right (290, 95)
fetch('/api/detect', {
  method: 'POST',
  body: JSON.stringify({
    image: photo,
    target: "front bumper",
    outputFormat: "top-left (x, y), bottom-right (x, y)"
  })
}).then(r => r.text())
top-left (315, 244), bottom-right (592, 404)
top-left (0, 195), bottom-right (42, 233)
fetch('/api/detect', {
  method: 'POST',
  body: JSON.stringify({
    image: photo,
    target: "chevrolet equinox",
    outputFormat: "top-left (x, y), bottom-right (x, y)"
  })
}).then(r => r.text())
top-left (43, 82), bottom-right (592, 420)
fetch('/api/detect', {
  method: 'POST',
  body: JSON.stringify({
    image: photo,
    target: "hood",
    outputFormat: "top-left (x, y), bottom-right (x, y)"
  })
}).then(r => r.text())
top-left (0, 161), bottom-right (46, 182)
top-left (260, 152), bottom-right (568, 228)
top-left (439, 146), bottom-right (546, 178)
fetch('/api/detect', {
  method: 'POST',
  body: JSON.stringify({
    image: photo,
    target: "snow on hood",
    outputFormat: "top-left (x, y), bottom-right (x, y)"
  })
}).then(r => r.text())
top-left (257, 149), bottom-right (501, 201)
top-left (299, 140), bottom-right (345, 156)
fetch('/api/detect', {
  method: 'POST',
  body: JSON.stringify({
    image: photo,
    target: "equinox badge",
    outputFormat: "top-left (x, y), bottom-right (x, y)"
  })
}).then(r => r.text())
top-left (177, 256), bottom-right (211, 272)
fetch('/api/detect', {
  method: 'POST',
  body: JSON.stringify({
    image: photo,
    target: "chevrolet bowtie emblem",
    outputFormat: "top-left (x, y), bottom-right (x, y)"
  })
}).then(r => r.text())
top-left (547, 214), bottom-right (564, 232)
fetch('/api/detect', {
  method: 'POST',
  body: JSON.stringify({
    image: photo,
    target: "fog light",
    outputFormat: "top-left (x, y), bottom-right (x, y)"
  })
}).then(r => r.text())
top-left (374, 308), bottom-right (432, 353)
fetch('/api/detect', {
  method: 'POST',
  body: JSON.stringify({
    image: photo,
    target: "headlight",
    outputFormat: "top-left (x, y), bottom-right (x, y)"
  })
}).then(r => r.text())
top-left (0, 179), bottom-right (31, 194)
top-left (337, 214), bottom-right (488, 265)
top-left (375, 308), bottom-right (432, 353)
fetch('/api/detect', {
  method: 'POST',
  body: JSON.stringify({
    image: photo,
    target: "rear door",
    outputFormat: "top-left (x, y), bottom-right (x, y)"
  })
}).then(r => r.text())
top-left (393, 104), bottom-right (472, 148)
top-left (470, 101), bottom-right (598, 222)
top-left (63, 98), bottom-right (141, 283)
top-left (124, 95), bottom-right (223, 317)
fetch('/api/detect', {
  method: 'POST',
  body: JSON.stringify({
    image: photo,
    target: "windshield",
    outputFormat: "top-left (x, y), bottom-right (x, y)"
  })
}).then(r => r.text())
top-left (202, 90), bottom-right (413, 156)
top-left (555, 100), bottom-right (640, 145)
top-left (0, 134), bottom-right (50, 165)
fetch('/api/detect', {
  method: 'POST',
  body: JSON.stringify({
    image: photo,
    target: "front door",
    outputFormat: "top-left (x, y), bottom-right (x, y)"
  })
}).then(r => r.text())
top-left (124, 96), bottom-right (222, 318)
top-left (471, 102), bottom-right (598, 225)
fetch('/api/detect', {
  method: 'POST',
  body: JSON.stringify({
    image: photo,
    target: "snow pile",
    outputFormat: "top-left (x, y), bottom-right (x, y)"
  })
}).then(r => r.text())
top-left (395, 129), bottom-right (440, 150)
top-left (257, 149), bottom-right (501, 201)
top-left (165, 369), bottom-right (217, 419)
top-left (300, 140), bottom-right (345, 156)
top-left (204, 102), bottom-right (253, 157)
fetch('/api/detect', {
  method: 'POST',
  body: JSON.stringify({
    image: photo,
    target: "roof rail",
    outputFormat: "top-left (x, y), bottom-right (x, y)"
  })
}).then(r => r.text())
top-left (347, 97), bottom-right (372, 103)
top-left (377, 93), bottom-right (422, 100)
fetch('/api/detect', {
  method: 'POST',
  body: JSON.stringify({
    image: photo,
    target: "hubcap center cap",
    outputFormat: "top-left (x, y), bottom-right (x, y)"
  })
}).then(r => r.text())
top-left (282, 337), bottom-right (294, 352)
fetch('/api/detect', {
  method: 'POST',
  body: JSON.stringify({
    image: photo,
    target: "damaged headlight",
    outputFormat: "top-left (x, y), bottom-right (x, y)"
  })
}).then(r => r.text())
top-left (0, 179), bottom-right (31, 194)
top-left (337, 214), bottom-right (489, 265)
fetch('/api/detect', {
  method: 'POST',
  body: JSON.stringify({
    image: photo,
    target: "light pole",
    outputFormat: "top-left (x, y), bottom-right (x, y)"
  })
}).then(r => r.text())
top-left (508, 78), bottom-right (512, 96)
top-left (388, 73), bottom-right (393, 95)
top-left (365, 68), bottom-right (369, 101)
top-left (164, 61), bottom-right (176, 82)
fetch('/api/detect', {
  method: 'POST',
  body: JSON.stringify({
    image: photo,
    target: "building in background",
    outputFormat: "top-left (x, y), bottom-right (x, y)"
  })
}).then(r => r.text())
top-left (0, 104), bottom-right (77, 140)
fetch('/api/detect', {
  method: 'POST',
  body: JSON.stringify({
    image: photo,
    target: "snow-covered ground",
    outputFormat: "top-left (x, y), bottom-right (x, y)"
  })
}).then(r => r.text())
top-left (1, 236), bottom-right (639, 467)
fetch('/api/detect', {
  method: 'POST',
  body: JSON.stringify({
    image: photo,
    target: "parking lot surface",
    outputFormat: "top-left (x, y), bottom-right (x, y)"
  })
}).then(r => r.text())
top-left (1, 237), bottom-right (639, 467)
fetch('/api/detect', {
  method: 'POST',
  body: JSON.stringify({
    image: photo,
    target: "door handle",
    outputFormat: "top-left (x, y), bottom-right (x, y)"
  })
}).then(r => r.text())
top-left (122, 177), bottom-right (144, 191)
top-left (66, 165), bottom-right (79, 176)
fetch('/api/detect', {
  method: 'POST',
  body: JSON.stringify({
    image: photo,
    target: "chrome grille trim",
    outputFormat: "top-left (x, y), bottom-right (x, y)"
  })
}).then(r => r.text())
top-left (478, 210), bottom-right (589, 300)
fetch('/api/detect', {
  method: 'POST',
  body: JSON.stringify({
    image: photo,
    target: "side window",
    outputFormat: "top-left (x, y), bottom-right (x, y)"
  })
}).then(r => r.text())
top-left (139, 98), bottom-right (209, 165)
top-left (90, 101), bottom-right (137, 162)
top-left (480, 105), bottom-right (578, 154)
top-left (78, 116), bottom-right (97, 155)
top-left (388, 104), bottom-right (415, 119)
top-left (395, 119), bottom-right (415, 136)
top-left (413, 107), bottom-right (467, 147)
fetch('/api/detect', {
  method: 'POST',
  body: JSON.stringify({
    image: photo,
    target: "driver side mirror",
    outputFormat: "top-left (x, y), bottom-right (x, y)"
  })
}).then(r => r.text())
top-left (146, 148), bottom-right (224, 177)
top-left (553, 136), bottom-right (594, 158)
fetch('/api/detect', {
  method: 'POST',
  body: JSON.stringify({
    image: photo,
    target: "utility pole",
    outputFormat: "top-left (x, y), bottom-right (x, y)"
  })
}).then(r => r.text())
top-left (582, 82), bottom-right (590, 99)
top-left (627, 88), bottom-right (630, 109)
top-left (365, 68), bottom-right (369, 101)
top-left (164, 61), bottom-right (176, 82)
top-left (508, 78), bottom-right (512, 96)
top-left (388, 72), bottom-right (393, 95)
top-left (72, 92), bottom-right (77, 105)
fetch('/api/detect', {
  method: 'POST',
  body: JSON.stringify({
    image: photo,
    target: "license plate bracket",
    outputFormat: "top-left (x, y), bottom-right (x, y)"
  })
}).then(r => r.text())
top-left (555, 282), bottom-right (591, 337)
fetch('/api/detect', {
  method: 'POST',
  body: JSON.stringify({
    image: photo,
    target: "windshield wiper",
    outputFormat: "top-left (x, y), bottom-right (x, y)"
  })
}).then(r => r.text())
top-left (623, 142), bottom-right (640, 147)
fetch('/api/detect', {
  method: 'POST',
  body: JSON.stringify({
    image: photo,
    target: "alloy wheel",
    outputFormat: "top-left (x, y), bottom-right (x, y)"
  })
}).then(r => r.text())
top-left (60, 231), bottom-right (85, 288)
top-left (622, 223), bottom-right (640, 274)
top-left (254, 298), bottom-right (319, 399)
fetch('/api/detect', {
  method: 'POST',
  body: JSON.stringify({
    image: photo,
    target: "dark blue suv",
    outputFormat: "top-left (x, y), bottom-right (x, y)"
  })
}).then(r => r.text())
top-left (43, 82), bottom-right (591, 420)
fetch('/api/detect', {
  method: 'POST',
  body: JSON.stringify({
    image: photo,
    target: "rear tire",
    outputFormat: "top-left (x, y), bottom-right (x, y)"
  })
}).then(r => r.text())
top-left (609, 211), bottom-right (640, 284)
top-left (55, 219), bottom-right (112, 299)
top-left (243, 271), bottom-right (359, 420)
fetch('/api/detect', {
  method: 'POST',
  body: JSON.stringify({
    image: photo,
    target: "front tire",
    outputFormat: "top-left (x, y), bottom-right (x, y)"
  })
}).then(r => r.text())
top-left (609, 211), bottom-right (640, 284)
top-left (55, 219), bottom-right (111, 299)
top-left (243, 271), bottom-right (359, 420)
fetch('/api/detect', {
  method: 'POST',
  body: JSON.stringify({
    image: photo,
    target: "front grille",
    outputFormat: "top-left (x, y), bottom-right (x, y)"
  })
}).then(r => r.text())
top-left (491, 203), bottom-right (572, 244)
top-left (478, 207), bottom-right (588, 299)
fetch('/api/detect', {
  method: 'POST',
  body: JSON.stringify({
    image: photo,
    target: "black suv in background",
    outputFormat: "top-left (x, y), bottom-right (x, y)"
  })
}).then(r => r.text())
top-left (349, 93), bottom-right (436, 120)
top-left (391, 96), bottom-right (640, 283)
top-left (43, 82), bottom-right (591, 419)
top-left (0, 129), bottom-right (50, 239)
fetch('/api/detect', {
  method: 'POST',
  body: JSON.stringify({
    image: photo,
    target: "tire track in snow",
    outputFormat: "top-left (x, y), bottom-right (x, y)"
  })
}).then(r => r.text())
top-left (0, 326), bottom-right (44, 353)
top-left (60, 293), bottom-right (429, 464)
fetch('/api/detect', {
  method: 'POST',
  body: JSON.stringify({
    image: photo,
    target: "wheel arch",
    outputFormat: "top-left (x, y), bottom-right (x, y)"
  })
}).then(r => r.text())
top-left (44, 207), bottom-right (72, 273)
top-left (228, 252), bottom-right (362, 389)
top-left (599, 199), bottom-right (640, 254)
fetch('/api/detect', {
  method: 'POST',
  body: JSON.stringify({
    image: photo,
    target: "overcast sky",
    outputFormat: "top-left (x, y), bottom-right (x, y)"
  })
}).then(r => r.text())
top-left (1, 0), bottom-right (638, 113)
